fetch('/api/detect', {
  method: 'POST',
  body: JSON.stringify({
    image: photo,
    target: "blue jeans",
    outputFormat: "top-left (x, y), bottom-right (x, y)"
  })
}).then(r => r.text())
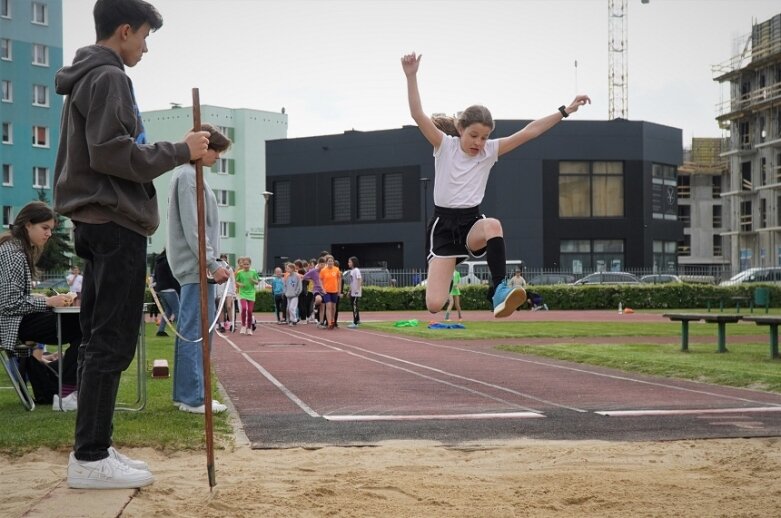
top-left (73, 222), bottom-right (146, 461)
top-left (173, 282), bottom-right (216, 407)
top-left (157, 290), bottom-right (180, 334)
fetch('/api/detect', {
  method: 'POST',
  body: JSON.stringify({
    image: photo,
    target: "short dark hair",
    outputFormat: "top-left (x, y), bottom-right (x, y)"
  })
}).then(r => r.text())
top-left (93, 0), bottom-right (163, 41)
top-left (201, 123), bottom-right (232, 153)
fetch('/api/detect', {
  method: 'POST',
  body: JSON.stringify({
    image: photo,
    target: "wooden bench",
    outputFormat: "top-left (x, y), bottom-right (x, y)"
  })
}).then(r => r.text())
top-left (663, 313), bottom-right (743, 353)
top-left (741, 316), bottom-right (781, 359)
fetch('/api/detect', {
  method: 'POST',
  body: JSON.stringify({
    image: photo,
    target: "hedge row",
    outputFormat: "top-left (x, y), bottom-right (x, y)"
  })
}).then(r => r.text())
top-left (217, 284), bottom-right (779, 313)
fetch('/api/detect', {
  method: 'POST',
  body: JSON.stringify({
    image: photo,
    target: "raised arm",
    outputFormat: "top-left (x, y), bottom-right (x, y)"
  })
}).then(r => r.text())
top-left (497, 95), bottom-right (591, 156)
top-left (401, 53), bottom-right (443, 149)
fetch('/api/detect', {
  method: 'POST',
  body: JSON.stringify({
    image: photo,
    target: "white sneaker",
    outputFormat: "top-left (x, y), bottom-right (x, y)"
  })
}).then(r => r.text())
top-left (67, 452), bottom-right (154, 489)
top-left (239, 326), bottom-right (247, 334)
top-left (178, 400), bottom-right (228, 414)
top-left (247, 329), bottom-right (253, 336)
top-left (108, 446), bottom-right (149, 471)
top-left (53, 392), bottom-right (78, 412)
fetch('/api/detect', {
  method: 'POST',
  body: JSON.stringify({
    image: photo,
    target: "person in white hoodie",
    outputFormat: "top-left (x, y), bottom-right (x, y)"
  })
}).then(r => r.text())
top-left (167, 123), bottom-right (231, 414)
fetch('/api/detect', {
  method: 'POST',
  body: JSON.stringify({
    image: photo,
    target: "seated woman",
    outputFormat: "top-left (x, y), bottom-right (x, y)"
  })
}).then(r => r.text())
top-left (0, 201), bottom-right (82, 410)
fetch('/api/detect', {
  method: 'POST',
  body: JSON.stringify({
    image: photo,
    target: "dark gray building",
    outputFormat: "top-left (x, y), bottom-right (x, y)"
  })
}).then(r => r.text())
top-left (265, 119), bottom-right (683, 274)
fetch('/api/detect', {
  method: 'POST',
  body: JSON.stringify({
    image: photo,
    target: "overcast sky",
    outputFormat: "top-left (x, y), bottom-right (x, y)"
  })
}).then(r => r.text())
top-left (62, 0), bottom-right (780, 144)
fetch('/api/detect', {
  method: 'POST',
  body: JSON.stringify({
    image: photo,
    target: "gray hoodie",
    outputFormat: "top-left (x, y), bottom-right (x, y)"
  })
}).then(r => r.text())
top-left (166, 164), bottom-right (221, 286)
top-left (53, 45), bottom-right (191, 236)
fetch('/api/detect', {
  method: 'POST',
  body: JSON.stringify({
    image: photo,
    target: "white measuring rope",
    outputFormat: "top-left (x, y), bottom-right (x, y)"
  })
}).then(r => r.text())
top-left (147, 272), bottom-right (233, 343)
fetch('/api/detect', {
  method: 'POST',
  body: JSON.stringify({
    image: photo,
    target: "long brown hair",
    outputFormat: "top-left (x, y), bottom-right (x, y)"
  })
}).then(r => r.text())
top-left (0, 201), bottom-right (57, 278)
top-left (431, 105), bottom-right (495, 137)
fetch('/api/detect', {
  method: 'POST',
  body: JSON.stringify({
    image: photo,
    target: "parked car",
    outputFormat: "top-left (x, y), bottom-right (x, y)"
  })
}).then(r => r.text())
top-left (719, 267), bottom-right (781, 286)
top-left (527, 273), bottom-right (575, 286)
top-left (343, 267), bottom-right (394, 288)
top-left (455, 260), bottom-right (525, 285)
top-left (640, 274), bottom-right (682, 284)
top-left (572, 272), bottom-right (641, 285)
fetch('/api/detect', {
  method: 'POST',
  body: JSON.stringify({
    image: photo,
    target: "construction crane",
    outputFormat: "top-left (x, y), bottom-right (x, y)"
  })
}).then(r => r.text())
top-left (608, 0), bottom-right (649, 120)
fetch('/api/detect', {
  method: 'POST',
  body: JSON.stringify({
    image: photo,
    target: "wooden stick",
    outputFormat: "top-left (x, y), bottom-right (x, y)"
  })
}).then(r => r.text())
top-left (192, 88), bottom-right (216, 489)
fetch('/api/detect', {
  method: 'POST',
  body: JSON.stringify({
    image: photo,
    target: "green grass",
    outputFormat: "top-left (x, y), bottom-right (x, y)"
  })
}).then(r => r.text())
top-left (0, 324), bottom-right (231, 456)
top-left (363, 320), bottom-right (781, 393)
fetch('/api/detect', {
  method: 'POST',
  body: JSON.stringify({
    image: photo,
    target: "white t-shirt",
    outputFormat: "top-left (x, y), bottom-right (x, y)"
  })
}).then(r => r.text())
top-left (66, 273), bottom-right (83, 294)
top-left (432, 135), bottom-right (499, 208)
top-left (349, 268), bottom-right (362, 297)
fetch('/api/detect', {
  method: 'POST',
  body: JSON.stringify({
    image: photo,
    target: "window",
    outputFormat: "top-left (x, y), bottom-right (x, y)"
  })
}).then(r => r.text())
top-left (32, 84), bottom-right (48, 106)
top-left (1, 80), bottom-right (11, 102)
top-left (711, 175), bottom-right (721, 198)
top-left (33, 166), bottom-right (48, 188)
top-left (214, 189), bottom-right (234, 207)
top-left (713, 235), bottom-right (722, 257)
top-left (1, 0), bottom-right (10, 18)
top-left (653, 240), bottom-right (678, 271)
top-left (559, 161), bottom-right (624, 218)
top-left (712, 205), bottom-right (722, 228)
top-left (741, 161), bottom-right (752, 191)
top-left (2, 163), bottom-right (11, 186)
top-left (760, 198), bottom-right (767, 228)
top-left (219, 221), bottom-right (235, 238)
top-left (214, 157), bottom-right (233, 175)
top-left (32, 44), bottom-right (48, 66)
top-left (32, 125), bottom-right (48, 147)
top-left (0, 38), bottom-right (10, 60)
top-left (357, 175), bottom-right (377, 220)
top-left (332, 177), bottom-right (351, 222)
top-left (382, 172), bottom-right (403, 220)
top-left (678, 235), bottom-right (691, 257)
top-left (2, 122), bottom-right (11, 144)
top-left (31, 2), bottom-right (47, 24)
top-left (652, 163), bottom-right (677, 220)
top-left (2, 206), bottom-right (11, 227)
top-left (272, 180), bottom-right (290, 225)
top-left (740, 200), bottom-right (752, 231)
top-left (678, 205), bottom-right (690, 226)
top-left (677, 174), bottom-right (690, 198)
top-left (559, 239), bottom-right (625, 273)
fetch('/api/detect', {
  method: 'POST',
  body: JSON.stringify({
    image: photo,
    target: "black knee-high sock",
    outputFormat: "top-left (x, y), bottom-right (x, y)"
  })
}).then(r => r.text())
top-left (486, 237), bottom-right (507, 289)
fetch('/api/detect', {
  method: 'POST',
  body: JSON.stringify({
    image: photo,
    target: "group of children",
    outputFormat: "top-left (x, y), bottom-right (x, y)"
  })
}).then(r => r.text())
top-left (269, 253), bottom-right (362, 330)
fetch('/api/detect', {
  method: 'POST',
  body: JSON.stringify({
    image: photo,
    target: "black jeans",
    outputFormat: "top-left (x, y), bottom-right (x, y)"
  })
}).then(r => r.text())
top-left (274, 294), bottom-right (287, 321)
top-left (350, 295), bottom-right (360, 325)
top-left (73, 222), bottom-right (147, 461)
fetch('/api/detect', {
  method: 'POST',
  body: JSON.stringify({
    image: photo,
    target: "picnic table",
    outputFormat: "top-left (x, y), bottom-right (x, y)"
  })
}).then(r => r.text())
top-left (741, 315), bottom-right (781, 359)
top-left (663, 313), bottom-right (743, 353)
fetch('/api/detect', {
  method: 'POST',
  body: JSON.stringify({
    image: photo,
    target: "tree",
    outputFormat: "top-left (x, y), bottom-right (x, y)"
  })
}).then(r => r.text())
top-left (34, 189), bottom-right (74, 272)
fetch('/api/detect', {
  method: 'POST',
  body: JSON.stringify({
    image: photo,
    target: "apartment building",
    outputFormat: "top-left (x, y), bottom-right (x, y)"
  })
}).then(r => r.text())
top-left (0, 0), bottom-right (63, 224)
top-left (143, 105), bottom-right (287, 268)
top-left (676, 138), bottom-right (730, 276)
top-left (715, 12), bottom-right (781, 271)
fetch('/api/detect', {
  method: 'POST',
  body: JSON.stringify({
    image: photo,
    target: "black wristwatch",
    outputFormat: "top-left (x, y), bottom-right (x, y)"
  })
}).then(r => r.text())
top-left (558, 105), bottom-right (569, 118)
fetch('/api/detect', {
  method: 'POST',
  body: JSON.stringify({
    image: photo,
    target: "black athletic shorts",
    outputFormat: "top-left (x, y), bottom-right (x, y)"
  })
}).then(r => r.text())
top-left (426, 205), bottom-right (487, 264)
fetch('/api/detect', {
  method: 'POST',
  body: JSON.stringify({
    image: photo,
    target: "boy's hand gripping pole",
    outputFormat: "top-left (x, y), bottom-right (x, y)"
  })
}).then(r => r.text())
top-left (192, 88), bottom-right (216, 489)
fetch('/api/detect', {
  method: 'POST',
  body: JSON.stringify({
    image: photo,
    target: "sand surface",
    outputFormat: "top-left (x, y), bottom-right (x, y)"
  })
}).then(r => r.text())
top-left (4, 437), bottom-right (781, 517)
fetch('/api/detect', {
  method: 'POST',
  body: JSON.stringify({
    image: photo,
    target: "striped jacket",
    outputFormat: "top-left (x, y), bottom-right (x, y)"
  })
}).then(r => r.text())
top-left (0, 239), bottom-right (48, 356)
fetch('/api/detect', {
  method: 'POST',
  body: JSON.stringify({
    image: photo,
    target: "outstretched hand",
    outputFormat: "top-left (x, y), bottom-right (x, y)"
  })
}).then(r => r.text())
top-left (401, 52), bottom-right (422, 77)
top-left (565, 95), bottom-right (592, 115)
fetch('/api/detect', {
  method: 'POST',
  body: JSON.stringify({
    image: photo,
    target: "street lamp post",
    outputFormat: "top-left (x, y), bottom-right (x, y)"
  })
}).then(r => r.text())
top-left (420, 177), bottom-right (430, 242)
top-left (262, 191), bottom-right (273, 275)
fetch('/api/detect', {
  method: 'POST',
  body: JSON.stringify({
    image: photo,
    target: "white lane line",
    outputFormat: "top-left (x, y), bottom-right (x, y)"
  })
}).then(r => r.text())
top-left (324, 412), bottom-right (544, 422)
top-left (219, 332), bottom-right (320, 417)
top-left (595, 406), bottom-right (781, 417)
top-left (354, 329), bottom-right (781, 408)
top-left (267, 326), bottom-right (552, 414)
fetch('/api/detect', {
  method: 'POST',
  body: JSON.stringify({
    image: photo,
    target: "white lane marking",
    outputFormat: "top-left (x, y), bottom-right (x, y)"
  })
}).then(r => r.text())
top-left (595, 406), bottom-right (781, 417)
top-left (219, 333), bottom-right (320, 417)
top-left (324, 412), bottom-right (544, 422)
top-left (263, 326), bottom-right (552, 414)
top-left (354, 329), bottom-right (781, 408)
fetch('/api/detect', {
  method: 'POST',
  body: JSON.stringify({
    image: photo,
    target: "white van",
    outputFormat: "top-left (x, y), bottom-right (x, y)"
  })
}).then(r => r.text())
top-left (455, 260), bottom-right (524, 285)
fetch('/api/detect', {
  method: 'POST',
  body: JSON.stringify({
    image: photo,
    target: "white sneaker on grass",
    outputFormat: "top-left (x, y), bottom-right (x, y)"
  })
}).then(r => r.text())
top-left (52, 392), bottom-right (78, 412)
top-left (108, 446), bottom-right (149, 471)
top-left (178, 400), bottom-right (228, 414)
top-left (67, 452), bottom-right (154, 489)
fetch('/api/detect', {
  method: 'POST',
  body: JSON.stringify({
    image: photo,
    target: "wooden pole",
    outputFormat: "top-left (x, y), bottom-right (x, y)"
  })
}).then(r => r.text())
top-left (191, 88), bottom-right (216, 488)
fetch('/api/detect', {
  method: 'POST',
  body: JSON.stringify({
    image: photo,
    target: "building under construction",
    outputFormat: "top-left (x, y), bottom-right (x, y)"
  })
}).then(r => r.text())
top-left (714, 13), bottom-right (781, 271)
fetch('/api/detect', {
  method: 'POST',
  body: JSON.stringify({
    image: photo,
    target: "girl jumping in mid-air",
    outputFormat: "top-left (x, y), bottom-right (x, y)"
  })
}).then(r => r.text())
top-left (401, 52), bottom-right (590, 317)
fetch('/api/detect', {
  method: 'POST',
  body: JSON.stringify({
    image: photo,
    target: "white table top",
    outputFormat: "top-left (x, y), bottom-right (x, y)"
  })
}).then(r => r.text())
top-left (52, 306), bottom-right (81, 313)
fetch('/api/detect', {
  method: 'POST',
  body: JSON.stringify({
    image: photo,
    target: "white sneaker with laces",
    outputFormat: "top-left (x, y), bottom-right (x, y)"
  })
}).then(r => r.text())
top-left (240, 326), bottom-right (247, 334)
top-left (67, 452), bottom-right (154, 489)
top-left (53, 392), bottom-right (78, 412)
top-left (108, 446), bottom-right (149, 471)
top-left (178, 400), bottom-right (228, 414)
